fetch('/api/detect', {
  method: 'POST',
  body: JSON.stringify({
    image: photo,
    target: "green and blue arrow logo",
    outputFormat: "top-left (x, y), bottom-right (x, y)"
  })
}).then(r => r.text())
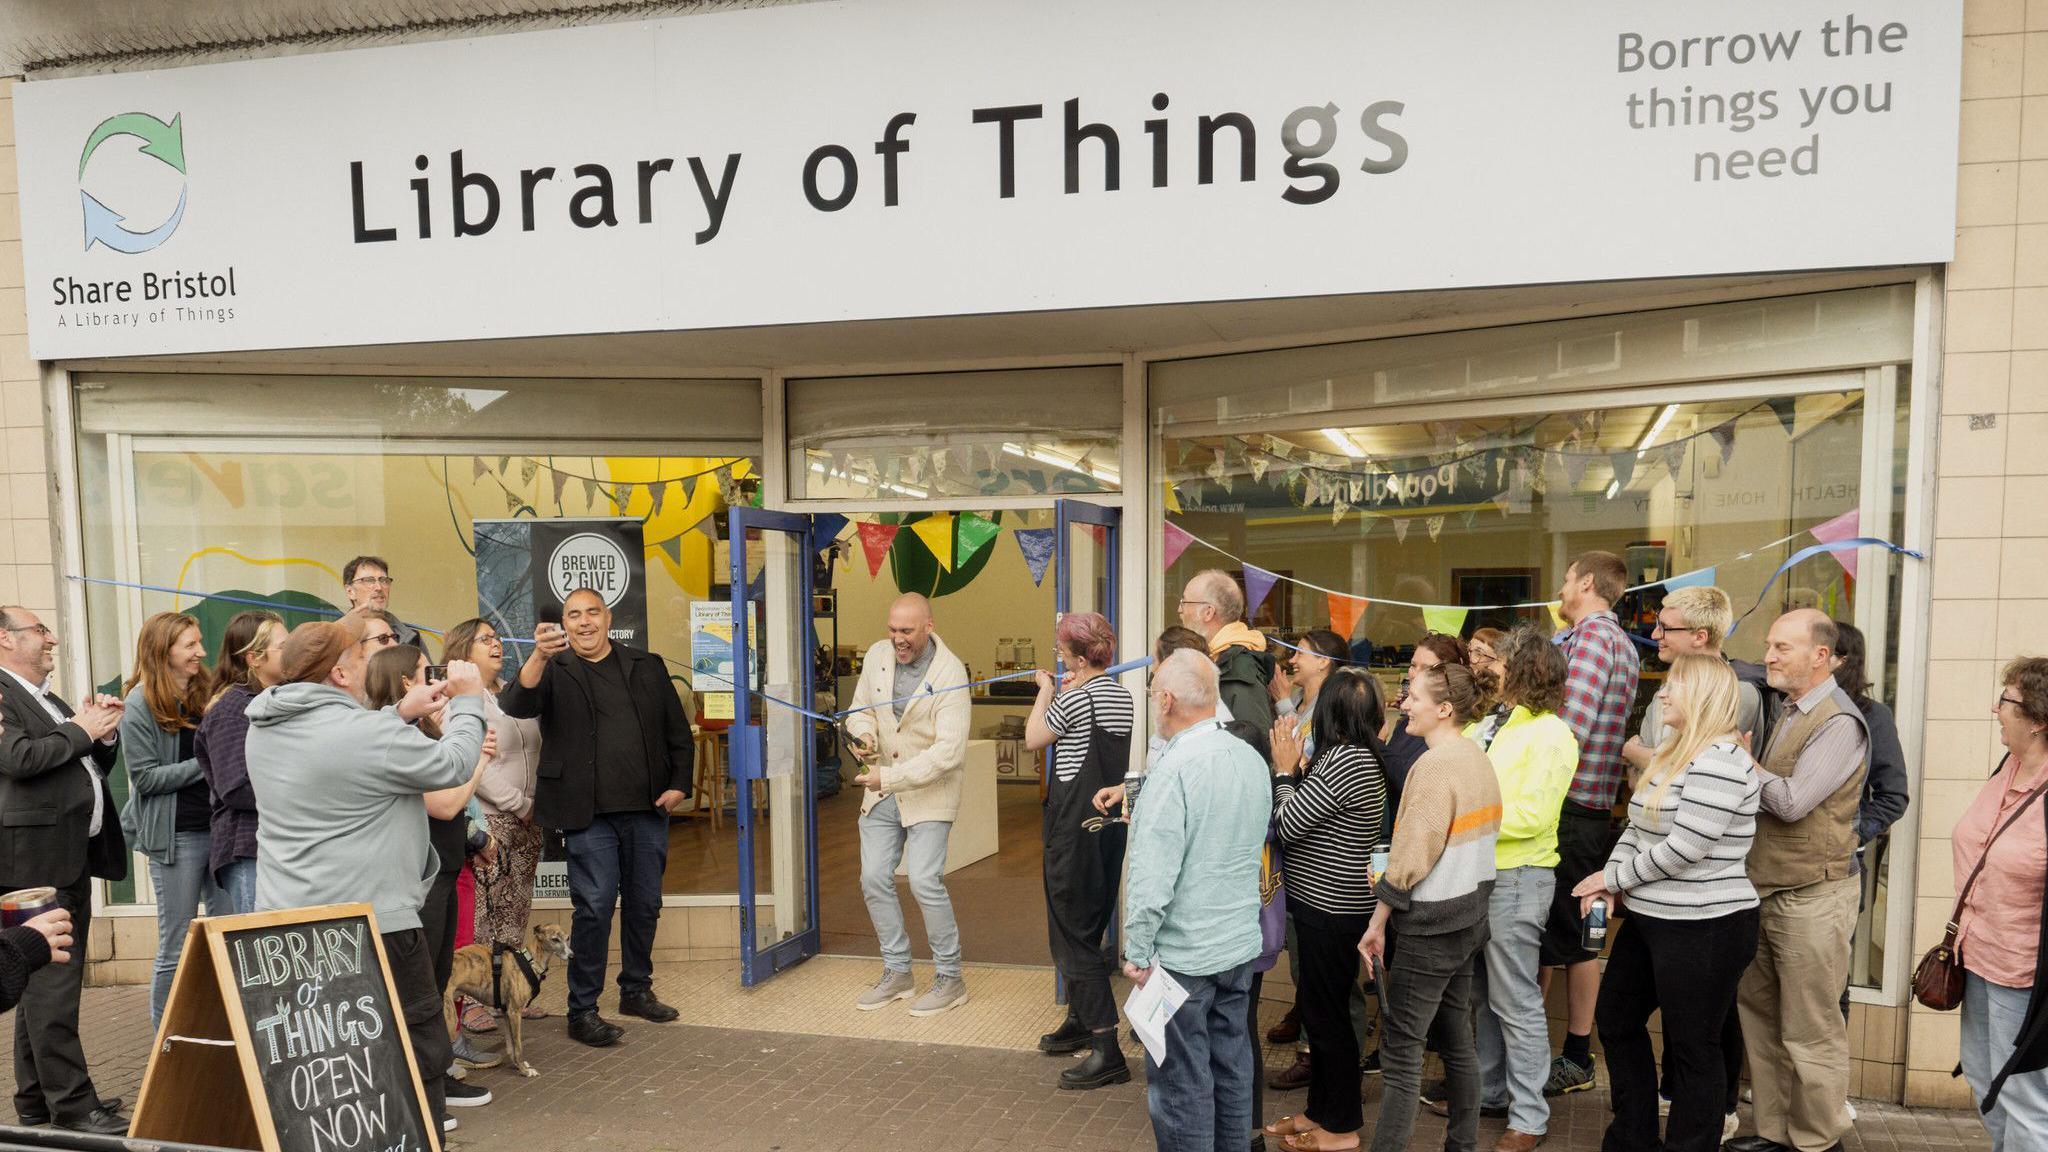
top-left (77, 111), bottom-right (187, 254)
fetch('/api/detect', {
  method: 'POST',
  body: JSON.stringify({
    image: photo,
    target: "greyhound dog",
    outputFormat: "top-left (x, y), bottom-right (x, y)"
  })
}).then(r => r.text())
top-left (443, 922), bottom-right (572, 1077)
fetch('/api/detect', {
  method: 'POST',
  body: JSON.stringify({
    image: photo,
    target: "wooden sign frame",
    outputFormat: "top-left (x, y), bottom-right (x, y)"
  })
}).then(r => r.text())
top-left (129, 903), bottom-right (440, 1152)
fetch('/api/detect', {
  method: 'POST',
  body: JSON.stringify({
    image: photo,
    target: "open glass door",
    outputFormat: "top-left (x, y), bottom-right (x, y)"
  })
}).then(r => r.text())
top-left (1052, 499), bottom-right (1122, 999)
top-left (727, 507), bottom-right (822, 986)
top-left (1054, 500), bottom-right (1120, 636)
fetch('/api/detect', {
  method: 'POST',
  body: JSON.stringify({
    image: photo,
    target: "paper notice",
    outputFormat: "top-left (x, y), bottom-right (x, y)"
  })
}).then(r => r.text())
top-left (1122, 967), bottom-right (1189, 1067)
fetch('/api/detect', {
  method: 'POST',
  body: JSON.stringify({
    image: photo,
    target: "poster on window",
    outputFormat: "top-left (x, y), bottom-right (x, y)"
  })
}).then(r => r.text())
top-left (689, 600), bottom-right (756, 719)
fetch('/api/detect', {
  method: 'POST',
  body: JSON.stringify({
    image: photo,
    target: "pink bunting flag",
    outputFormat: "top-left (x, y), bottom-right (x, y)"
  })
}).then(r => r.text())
top-left (1243, 566), bottom-right (1279, 620)
top-left (858, 522), bottom-right (900, 578)
top-left (1809, 508), bottom-right (1862, 579)
top-left (1162, 522), bottom-right (1196, 569)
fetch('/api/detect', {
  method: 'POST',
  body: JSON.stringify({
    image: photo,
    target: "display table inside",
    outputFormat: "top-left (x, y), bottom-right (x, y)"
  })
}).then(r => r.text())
top-left (896, 738), bottom-right (1001, 877)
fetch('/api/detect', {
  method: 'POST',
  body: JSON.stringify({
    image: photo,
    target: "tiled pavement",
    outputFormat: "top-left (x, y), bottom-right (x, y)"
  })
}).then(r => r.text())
top-left (68, 977), bottom-right (1991, 1152)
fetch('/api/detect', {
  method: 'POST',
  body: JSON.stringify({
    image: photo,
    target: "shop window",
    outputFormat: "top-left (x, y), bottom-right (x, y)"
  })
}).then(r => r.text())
top-left (1153, 288), bottom-right (1913, 993)
top-left (786, 366), bottom-right (1121, 500)
top-left (73, 374), bottom-right (762, 904)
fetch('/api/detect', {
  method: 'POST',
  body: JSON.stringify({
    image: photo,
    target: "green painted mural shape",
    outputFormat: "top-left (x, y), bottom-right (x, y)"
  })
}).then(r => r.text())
top-left (887, 512), bottom-right (1004, 598)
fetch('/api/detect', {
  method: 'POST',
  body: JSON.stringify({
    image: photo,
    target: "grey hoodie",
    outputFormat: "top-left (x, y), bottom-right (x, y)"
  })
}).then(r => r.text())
top-left (243, 682), bottom-right (485, 933)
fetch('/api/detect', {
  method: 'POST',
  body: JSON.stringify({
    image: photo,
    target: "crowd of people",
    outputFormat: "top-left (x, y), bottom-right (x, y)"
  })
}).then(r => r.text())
top-left (1025, 553), bottom-right (2031, 1152)
top-left (0, 545), bottom-right (2035, 1152)
top-left (0, 556), bottom-right (696, 1137)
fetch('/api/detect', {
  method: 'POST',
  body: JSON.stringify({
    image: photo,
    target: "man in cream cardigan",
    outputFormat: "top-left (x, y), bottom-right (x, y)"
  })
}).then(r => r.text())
top-left (843, 594), bottom-right (972, 1016)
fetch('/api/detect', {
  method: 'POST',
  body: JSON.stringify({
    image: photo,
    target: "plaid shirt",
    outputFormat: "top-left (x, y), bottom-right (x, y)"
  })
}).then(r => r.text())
top-left (1553, 610), bottom-right (1641, 811)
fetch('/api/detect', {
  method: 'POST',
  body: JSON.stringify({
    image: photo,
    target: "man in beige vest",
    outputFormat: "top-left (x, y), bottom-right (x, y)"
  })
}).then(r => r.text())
top-left (843, 594), bottom-right (972, 1016)
top-left (1728, 609), bottom-right (1867, 1152)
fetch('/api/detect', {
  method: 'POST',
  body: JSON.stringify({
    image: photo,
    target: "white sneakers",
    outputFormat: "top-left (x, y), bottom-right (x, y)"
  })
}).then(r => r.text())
top-left (856, 969), bottom-right (916, 1010)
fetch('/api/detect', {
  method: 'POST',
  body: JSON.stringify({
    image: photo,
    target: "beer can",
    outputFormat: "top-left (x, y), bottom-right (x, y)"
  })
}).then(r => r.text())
top-left (1581, 897), bottom-right (1609, 952)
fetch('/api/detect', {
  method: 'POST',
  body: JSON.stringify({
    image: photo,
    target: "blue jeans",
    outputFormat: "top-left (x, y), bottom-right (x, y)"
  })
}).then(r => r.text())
top-left (1475, 865), bottom-right (1553, 1136)
top-left (858, 797), bottom-right (960, 978)
top-left (218, 858), bottom-right (258, 916)
top-left (564, 811), bottom-right (669, 1016)
top-left (147, 830), bottom-right (228, 1028)
top-left (1963, 971), bottom-right (2048, 1151)
top-left (1144, 960), bottom-right (1255, 1152)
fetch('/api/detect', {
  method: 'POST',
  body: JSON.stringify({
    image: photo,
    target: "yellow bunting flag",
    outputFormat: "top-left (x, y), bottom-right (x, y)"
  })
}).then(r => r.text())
top-left (1421, 606), bottom-right (1469, 637)
top-left (911, 513), bottom-right (957, 571)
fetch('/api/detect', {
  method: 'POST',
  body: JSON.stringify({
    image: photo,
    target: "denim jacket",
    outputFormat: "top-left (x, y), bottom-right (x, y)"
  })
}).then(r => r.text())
top-left (116, 684), bottom-right (204, 863)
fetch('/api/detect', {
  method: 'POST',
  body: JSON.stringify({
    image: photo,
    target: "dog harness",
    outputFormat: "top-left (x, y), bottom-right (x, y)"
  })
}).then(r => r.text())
top-left (490, 942), bottom-right (545, 1011)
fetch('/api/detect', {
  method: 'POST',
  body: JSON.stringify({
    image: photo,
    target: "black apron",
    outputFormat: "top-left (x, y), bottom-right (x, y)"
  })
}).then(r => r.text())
top-left (1042, 687), bottom-right (1131, 1028)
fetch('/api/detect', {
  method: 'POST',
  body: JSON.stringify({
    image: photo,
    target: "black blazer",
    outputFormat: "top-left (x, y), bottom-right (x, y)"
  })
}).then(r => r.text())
top-left (499, 644), bottom-right (693, 833)
top-left (0, 673), bottom-right (127, 889)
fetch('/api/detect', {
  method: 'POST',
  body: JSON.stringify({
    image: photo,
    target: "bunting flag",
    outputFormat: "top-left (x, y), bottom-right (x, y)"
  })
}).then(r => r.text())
top-left (1461, 509), bottom-right (1478, 529)
top-left (1564, 448), bottom-right (1597, 487)
top-left (1328, 592), bottom-right (1369, 639)
top-left (520, 459), bottom-right (539, 484)
top-left (550, 469), bottom-right (570, 507)
top-left (1421, 606), bottom-right (1469, 636)
top-left (1808, 508), bottom-right (1862, 579)
top-left (1663, 566), bottom-right (1718, 590)
top-left (1392, 518), bottom-right (1411, 544)
top-left (680, 474), bottom-right (697, 505)
top-left (857, 522), bottom-right (900, 577)
top-left (693, 514), bottom-right (718, 542)
top-left (1331, 500), bottom-right (1348, 526)
top-left (1767, 396), bottom-right (1799, 437)
top-left (1248, 454), bottom-right (1270, 482)
top-left (1662, 441), bottom-right (1688, 482)
top-left (582, 477), bottom-right (600, 507)
top-left (1163, 479), bottom-right (1183, 514)
top-left (1609, 451), bottom-right (1635, 491)
top-left (1548, 603), bottom-right (1570, 630)
top-left (957, 511), bottom-right (1002, 564)
top-left (503, 489), bottom-right (521, 516)
top-left (654, 536), bottom-right (683, 567)
top-left (497, 455), bottom-right (511, 475)
top-left (1162, 521), bottom-right (1196, 569)
top-left (1087, 523), bottom-right (1107, 548)
top-left (1426, 515), bottom-right (1445, 542)
top-left (811, 513), bottom-right (850, 555)
top-left (472, 456), bottom-right (488, 481)
top-left (1244, 566), bottom-right (1280, 620)
top-left (1013, 528), bottom-right (1057, 586)
top-left (648, 483), bottom-right (668, 517)
top-left (911, 513), bottom-right (957, 570)
top-left (1711, 424), bottom-right (1737, 465)
top-left (614, 481), bottom-right (635, 511)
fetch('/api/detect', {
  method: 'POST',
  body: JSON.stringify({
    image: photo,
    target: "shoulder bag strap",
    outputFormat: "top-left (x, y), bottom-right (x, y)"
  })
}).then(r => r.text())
top-left (1945, 754), bottom-right (2048, 938)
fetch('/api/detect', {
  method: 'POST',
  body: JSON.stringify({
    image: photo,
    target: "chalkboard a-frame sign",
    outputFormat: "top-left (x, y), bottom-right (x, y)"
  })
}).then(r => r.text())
top-left (129, 904), bottom-right (440, 1152)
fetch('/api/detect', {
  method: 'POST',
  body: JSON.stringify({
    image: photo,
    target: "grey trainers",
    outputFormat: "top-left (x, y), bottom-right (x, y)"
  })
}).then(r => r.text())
top-left (856, 969), bottom-right (915, 1010)
top-left (452, 1034), bottom-right (502, 1070)
top-left (908, 975), bottom-right (970, 1017)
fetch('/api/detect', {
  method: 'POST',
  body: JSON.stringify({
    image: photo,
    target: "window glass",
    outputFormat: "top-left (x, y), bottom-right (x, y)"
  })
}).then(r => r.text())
top-left (788, 367), bottom-right (1121, 498)
top-left (75, 374), bottom-right (762, 902)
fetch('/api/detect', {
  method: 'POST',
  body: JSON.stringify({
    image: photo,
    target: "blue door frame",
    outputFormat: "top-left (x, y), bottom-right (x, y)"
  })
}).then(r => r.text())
top-left (727, 506), bottom-right (822, 987)
top-left (1051, 499), bottom-right (1122, 1001)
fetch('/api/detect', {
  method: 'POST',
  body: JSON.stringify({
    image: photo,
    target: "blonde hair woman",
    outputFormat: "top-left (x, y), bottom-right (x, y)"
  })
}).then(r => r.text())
top-left (1571, 654), bottom-right (1762, 1152)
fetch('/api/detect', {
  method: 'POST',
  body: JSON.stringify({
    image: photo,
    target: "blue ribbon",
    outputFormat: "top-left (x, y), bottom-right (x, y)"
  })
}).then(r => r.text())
top-left (1729, 537), bottom-right (1924, 634)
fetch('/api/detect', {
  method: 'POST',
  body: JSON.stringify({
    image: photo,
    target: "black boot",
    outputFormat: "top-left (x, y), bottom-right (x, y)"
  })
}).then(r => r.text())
top-left (1039, 1013), bottom-right (1090, 1054)
top-left (1059, 1030), bottom-right (1131, 1090)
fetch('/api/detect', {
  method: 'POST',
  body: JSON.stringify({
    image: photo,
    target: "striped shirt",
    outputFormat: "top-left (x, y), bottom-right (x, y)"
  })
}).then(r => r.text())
top-left (1603, 741), bottom-right (1762, 920)
top-left (1273, 744), bottom-right (1388, 920)
top-left (1045, 675), bottom-right (1135, 785)
top-left (1555, 610), bottom-right (1641, 810)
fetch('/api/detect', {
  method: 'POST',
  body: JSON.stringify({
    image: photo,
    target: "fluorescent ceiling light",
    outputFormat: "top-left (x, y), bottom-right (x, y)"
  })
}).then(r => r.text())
top-left (1635, 404), bottom-right (1679, 455)
top-left (1321, 428), bottom-right (1364, 456)
top-left (1604, 479), bottom-right (1620, 499)
top-left (1002, 442), bottom-right (1119, 485)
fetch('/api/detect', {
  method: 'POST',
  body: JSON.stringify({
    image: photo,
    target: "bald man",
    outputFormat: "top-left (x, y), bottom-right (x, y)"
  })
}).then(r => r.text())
top-left (1728, 609), bottom-right (1868, 1152)
top-left (843, 594), bottom-right (973, 1016)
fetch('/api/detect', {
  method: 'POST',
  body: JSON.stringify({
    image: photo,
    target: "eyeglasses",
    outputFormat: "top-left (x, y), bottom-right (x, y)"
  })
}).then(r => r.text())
top-left (350, 575), bottom-right (395, 587)
top-left (1176, 599), bottom-right (1213, 610)
top-left (359, 632), bottom-right (399, 649)
top-left (3, 625), bottom-right (50, 638)
top-left (1999, 694), bottom-right (2026, 710)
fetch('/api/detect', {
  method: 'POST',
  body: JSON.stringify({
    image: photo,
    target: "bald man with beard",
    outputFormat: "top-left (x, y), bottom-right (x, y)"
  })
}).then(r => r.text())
top-left (843, 594), bottom-right (973, 1016)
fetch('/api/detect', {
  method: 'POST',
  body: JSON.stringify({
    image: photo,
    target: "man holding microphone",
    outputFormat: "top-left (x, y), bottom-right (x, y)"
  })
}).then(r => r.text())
top-left (502, 589), bottom-right (694, 1048)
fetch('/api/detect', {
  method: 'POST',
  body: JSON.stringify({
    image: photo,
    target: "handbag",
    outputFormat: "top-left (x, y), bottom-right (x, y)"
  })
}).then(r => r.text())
top-left (1914, 755), bottom-right (2046, 1011)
